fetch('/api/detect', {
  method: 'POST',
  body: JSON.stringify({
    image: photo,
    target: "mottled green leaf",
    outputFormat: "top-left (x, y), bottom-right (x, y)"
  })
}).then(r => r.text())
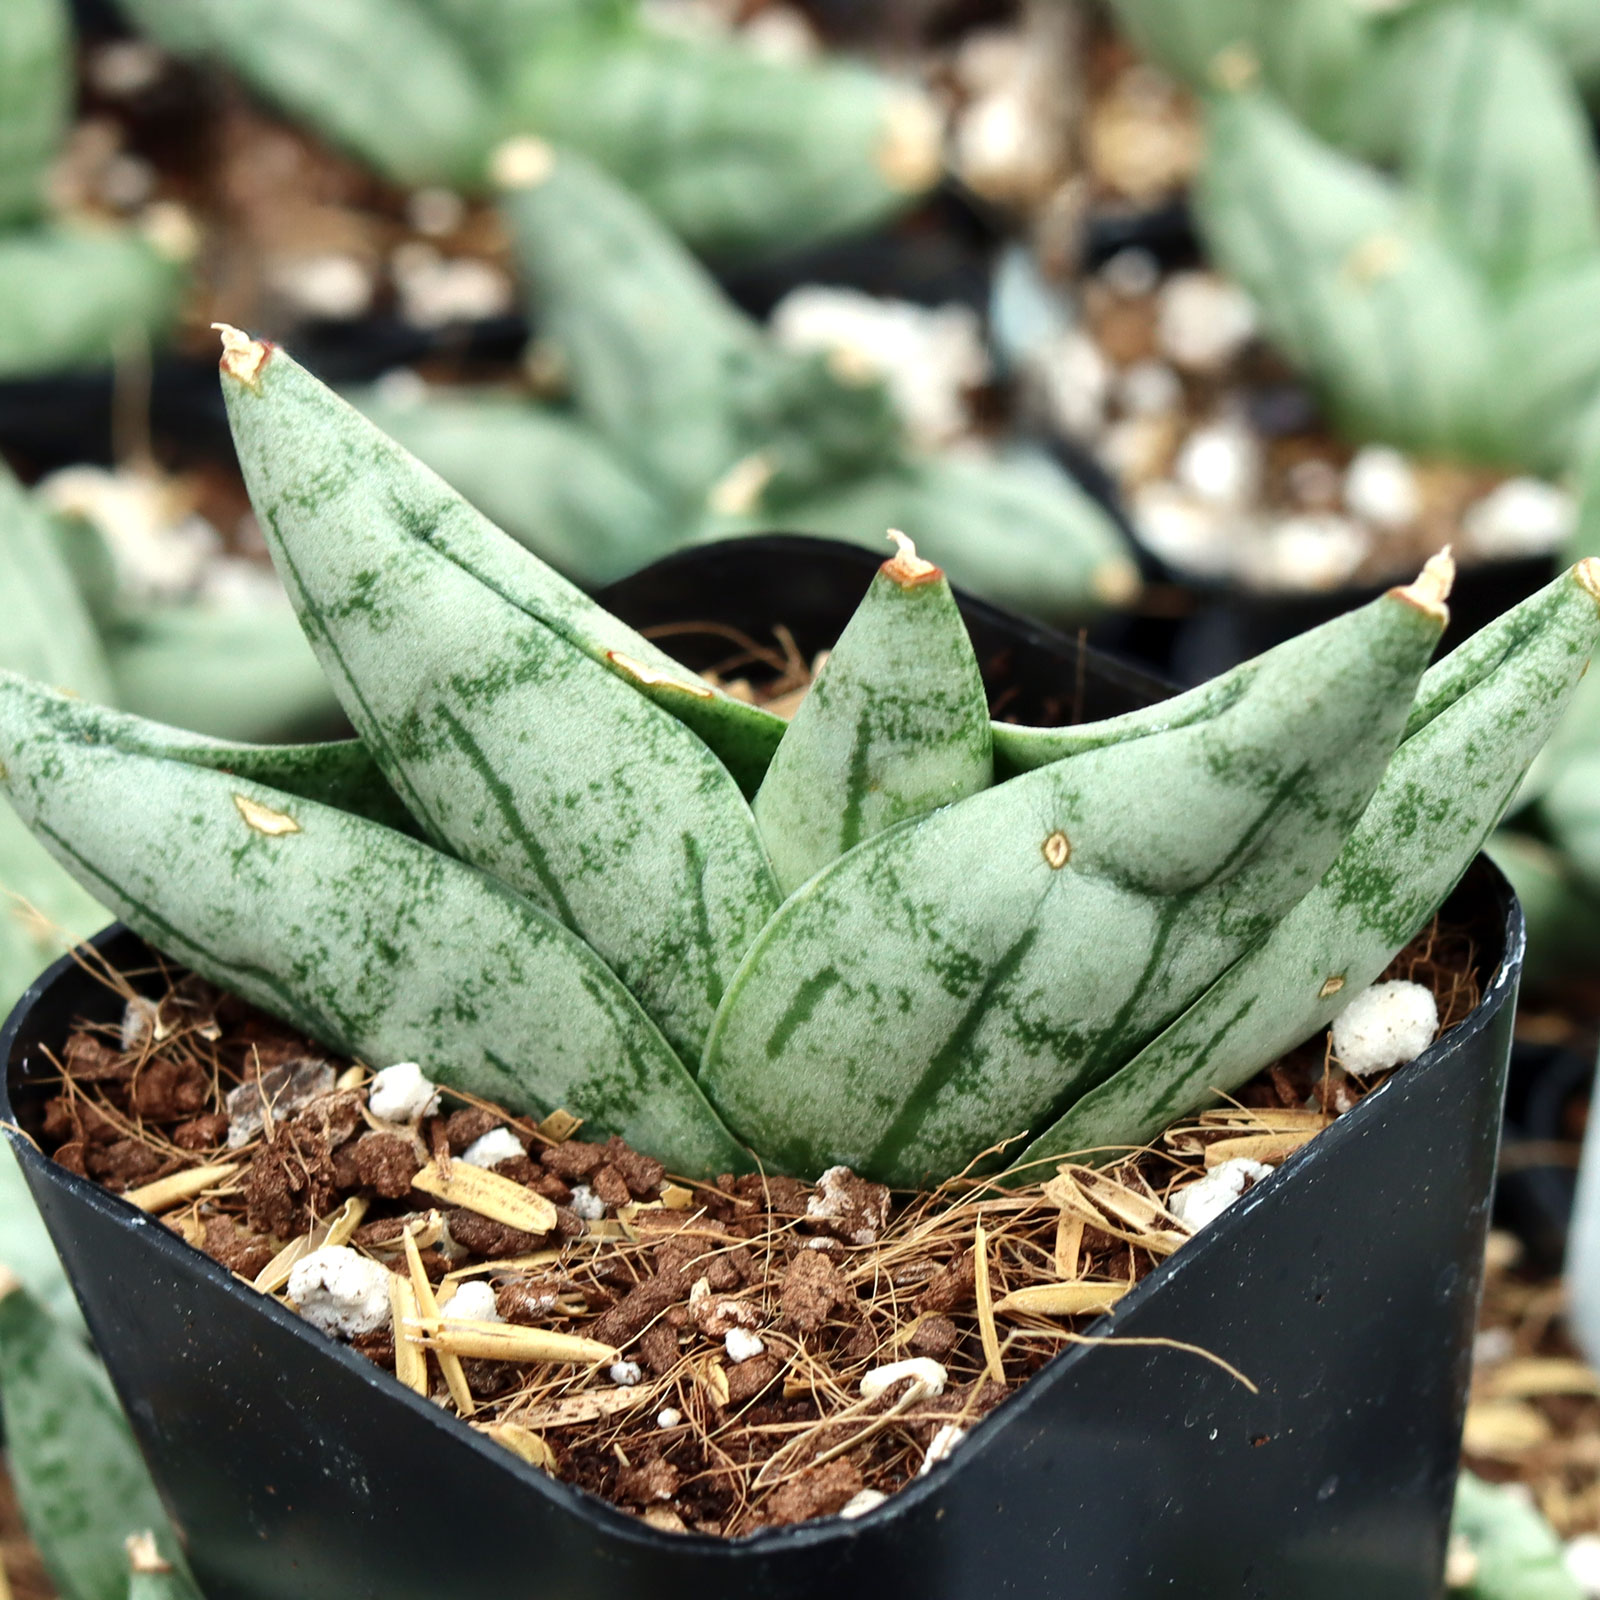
top-left (1397, 5), bottom-right (1600, 292)
top-left (0, 0), bottom-right (69, 229)
top-left (1022, 562), bottom-right (1600, 1169)
top-left (702, 574), bottom-right (1448, 1185)
top-left (0, 676), bottom-right (748, 1176)
top-left (1198, 89), bottom-right (1492, 457)
top-left (347, 386), bottom-right (680, 588)
top-left (1493, 260), bottom-right (1600, 475)
top-left (0, 1274), bottom-right (197, 1600)
top-left (1488, 831), bottom-right (1600, 985)
top-left (221, 337), bottom-right (780, 1061)
top-left (1451, 1471), bottom-right (1584, 1600)
top-left (753, 538), bottom-right (992, 895)
top-left (0, 1141), bottom-right (83, 1337)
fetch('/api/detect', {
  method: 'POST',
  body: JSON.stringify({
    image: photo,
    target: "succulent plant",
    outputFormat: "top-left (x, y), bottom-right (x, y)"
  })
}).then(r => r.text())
top-left (0, 328), bottom-right (1593, 1190)
top-left (0, 1270), bottom-right (201, 1600)
top-left (0, 0), bottom-right (188, 378)
top-left (114, 0), bottom-right (938, 258)
top-left (1140, 1), bottom-right (1600, 481)
top-left (1450, 1471), bottom-right (1584, 1600)
top-left (0, 455), bottom-right (339, 1008)
top-left (354, 144), bottom-right (1137, 620)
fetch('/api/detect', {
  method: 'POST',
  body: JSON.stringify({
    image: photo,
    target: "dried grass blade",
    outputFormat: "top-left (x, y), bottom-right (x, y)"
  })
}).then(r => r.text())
top-left (403, 1225), bottom-right (475, 1417)
top-left (973, 1220), bottom-right (1005, 1387)
top-left (414, 1318), bottom-right (616, 1365)
top-left (994, 1281), bottom-right (1132, 1317)
top-left (389, 1273), bottom-right (428, 1396)
top-left (1203, 1131), bottom-right (1317, 1168)
top-left (411, 1159), bottom-right (557, 1236)
top-left (254, 1196), bottom-right (370, 1293)
top-left (1053, 1213), bottom-right (1084, 1280)
top-left (124, 1162), bottom-right (239, 1213)
top-left (511, 1388), bottom-right (651, 1428)
top-left (474, 1421), bottom-right (558, 1474)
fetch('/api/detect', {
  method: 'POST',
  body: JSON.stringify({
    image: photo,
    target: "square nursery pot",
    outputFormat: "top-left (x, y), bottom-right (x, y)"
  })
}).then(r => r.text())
top-left (3, 536), bottom-right (1522, 1600)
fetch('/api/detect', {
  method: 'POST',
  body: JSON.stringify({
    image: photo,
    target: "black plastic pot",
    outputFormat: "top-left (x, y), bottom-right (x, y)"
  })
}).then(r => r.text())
top-left (2, 539), bottom-right (1523, 1599)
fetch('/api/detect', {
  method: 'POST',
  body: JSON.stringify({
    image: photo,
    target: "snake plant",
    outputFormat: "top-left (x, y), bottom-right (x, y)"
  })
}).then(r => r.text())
top-left (112, 0), bottom-right (938, 258)
top-left (352, 144), bottom-right (1137, 620)
top-left (0, 0), bottom-right (187, 378)
top-left (0, 327), bottom-right (1592, 1187)
top-left (1133, 0), bottom-right (1600, 480)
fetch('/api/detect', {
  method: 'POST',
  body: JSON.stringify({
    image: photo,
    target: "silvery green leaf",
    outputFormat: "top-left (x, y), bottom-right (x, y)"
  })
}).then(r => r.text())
top-left (0, 0), bottom-right (69, 229)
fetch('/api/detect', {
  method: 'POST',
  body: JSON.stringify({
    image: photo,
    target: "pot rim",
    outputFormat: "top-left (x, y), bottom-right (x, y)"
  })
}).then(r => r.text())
top-left (1, 863), bottom-right (1523, 1558)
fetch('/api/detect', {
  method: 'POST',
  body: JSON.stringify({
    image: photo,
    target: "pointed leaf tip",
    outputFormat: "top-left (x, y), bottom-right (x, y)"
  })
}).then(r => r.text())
top-left (883, 528), bottom-right (940, 586)
top-left (491, 135), bottom-right (555, 190)
top-left (1394, 548), bottom-right (1455, 621)
top-left (0, 1263), bottom-right (20, 1300)
top-left (876, 92), bottom-right (942, 192)
top-left (1577, 557), bottom-right (1600, 605)
top-left (126, 1533), bottom-right (171, 1576)
top-left (212, 323), bottom-right (269, 386)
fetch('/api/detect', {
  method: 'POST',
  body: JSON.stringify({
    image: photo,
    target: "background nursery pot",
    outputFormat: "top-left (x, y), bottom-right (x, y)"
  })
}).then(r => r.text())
top-left (2, 539), bottom-right (1524, 1600)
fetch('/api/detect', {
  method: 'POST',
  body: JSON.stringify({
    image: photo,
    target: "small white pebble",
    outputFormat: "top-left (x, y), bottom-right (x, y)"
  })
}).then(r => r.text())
top-left (1168, 1158), bottom-right (1273, 1233)
top-left (1343, 446), bottom-right (1420, 529)
top-left (568, 1185), bottom-right (607, 1222)
top-left (406, 186), bottom-right (466, 237)
top-left (1118, 359), bottom-right (1183, 419)
top-left (459, 1127), bottom-right (525, 1169)
top-left (610, 1361), bottom-right (644, 1386)
top-left (1566, 1532), bottom-right (1600, 1595)
top-left (443, 1280), bottom-right (500, 1323)
top-left (1242, 514), bottom-right (1369, 593)
top-left (657, 1408), bottom-right (683, 1429)
top-left (367, 1061), bottom-right (439, 1123)
top-left (287, 1247), bottom-right (391, 1340)
top-left (840, 1489), bottom-right (888, 1519)
top-left (860, 1358), bottom-right (948, 1402)
top-left (1040, 329), bottom-right (1111, 440)
top-left (1130, 484), bottom-right (1235, 579)
top-left (724, 1327), bottom-right (766, 1364)
top-left (1330, 979), bottom-right (1438, 1076)
top-left (918, 1423), bottom-right (966, 1475)
top-left (1473, 1326), bottom-right (1515, 1370)
top-left (121, 995), bottom-right (161, 1052)
top-left (1157, 272), bottom-right (1257, 373)
top-left (1462, 477), bottom-right (1576, 560)
top-left (1176, 420), bottom-right (1262, 509)
top-left (267, 253), bottom-right (373, 321)
top-left (1099, 247), bottom-right (1160, 299)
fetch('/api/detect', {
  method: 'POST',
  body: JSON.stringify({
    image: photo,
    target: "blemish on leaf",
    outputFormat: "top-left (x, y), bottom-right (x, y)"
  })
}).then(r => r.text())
top-left (491, 135), bottom-right (556, 189)
top-left (213, 323), bottom-right (270, 386)
top-left (233, 793), bottom-right (301, 837)
top-left (606, 652), bottom-right (715, 699)
top-left (1576, 558), bottom-right (1600, 606)
top-left (1319, 974), bottom-right (1346, 999)
top-left (1342, 233), bottom-right (1407, 286)
top-left (1042, 831), bottom-right (1071, 870)
top-left (1208, 42), bottom-right (1259, 92)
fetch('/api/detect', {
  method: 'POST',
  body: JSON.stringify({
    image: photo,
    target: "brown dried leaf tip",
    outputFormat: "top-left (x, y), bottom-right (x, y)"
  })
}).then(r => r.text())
top-left (491, 135), bottom-right (556, 190)
top-left (882, 529), bottom-right (940, 588)
top-left (213, 323), bottom-right (270, 388)
top-left (1393, 548), bottom-right (1455, 624)
top-left (1577, 557), bottom-right (1600, 606)
top-left (125, 1532), bottom-right (172, 1575)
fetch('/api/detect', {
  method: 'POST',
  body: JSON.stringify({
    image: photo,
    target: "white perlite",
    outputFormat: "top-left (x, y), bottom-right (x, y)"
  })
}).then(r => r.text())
top-left (367, 1061), bottom-right (440, 1123)
top-left (860, 1358), bottom-right (947, 1402)
top-left (287, 1247), bottom-right (391, 1339)
top-left (459, 1128), bottom-right (525, 1169)
top-left (1566, 1532), bottom-right (1600, 1596)
top-left (568, 1185), bottom-right (607, 1222)
top-left (1331, 980), bottom-right (1438, 1075)
top-left (918, 1423), bottom-right (966, 1475)
top-left (610, 1361), bottom-right (644, 1387)
top-left (1175, 419), bottom-right (1262, 509)
top-left (1343, 446), bottom-right (1420, 529)
top-left (769, 286), bottom-right (991, 450)
top-left (1462, 477), bottom-right (1576, 560)
top-left (657, 1408), bottom-right (683, 1429)
top-left (443, 1280), bottom-right (500, 1323)
top-left (1156, 273), bottom-right (1257, 374)
top-left (840, 1489), bottom-right (888, 1519)
top-left (724, 1327), bottom-right (766, 1363)
top-left (1168, 1158), bottom-right (1273, 1233)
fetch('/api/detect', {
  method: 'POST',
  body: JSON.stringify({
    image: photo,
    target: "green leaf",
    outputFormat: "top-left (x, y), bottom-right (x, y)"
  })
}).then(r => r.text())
top-left (0, 675), bottom-right (749, 1176)
top-left (1104, 0), bottom-right (1264, 91)
top-left (753, 538), bottom-right (992, 896)
top-left (1492, 260), bottom-right (1600, 475)
top-left (702, 572), bottom-right (1449, 1185)
top-left (117, 0), bottom-right (491, 187)
top-left (0, 804), bottom-right (110, 1011)
top-left (697, 449), bottom-right (1140, 623)
top-left (104, 598), bottom-right (340, 743)
top-left (220, 336), bottom-right (780, 1061)
top-left (501, 29), bottom-right (938, 257)
top-left (1021, 562), bottom-right (1600, 1169)
top-left (1451, 1471), bottom-right (1584, 1600)
top-left (0, 223), bottom-right (185, 381)
top-left (346, 386), bottom-right (681, 588)
top-left (1396, 5), bottom-right (1600, 293)
top-left (1197, 89), bottom-right (1493, 457)
top-left (0, 1140), bottom-right (85, 1338)
top-left (0, 0), bottom-right (69, 229)
top-left (0, 458), bottom-right (114, 705)
top-left (1488, 830), bottom-right (1600, 986)
top-left (0, 1274), bottom-right (197, 1600)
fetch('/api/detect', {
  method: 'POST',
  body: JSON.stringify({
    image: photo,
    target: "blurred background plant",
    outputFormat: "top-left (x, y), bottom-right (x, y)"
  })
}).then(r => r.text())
top-left (8, 0), bottom-right (1600, 1592)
